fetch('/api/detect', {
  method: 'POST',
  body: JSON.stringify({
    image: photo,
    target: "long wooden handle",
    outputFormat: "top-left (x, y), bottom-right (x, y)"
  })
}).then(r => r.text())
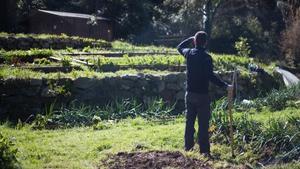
top-left (228, 70), bottom-right (237, 158)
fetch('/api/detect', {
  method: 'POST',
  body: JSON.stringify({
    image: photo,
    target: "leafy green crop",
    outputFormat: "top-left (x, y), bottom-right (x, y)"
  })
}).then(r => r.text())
top-left (89, 53), bottom-right (254, 72)
top-left (0, 32), bottom-right (112, 49)
top-left (91, 54), bottom-right (185, 68)
top-left (0, 49), bottom-right (53, 63)
top-left (112, 40), bottom-right (176, 52)
top-left (211, 54), bottom-right (252, 71)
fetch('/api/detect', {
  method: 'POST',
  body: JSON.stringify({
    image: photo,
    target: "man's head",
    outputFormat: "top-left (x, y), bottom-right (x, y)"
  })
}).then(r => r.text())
top-left (194, 31), bottom-right (207, 48)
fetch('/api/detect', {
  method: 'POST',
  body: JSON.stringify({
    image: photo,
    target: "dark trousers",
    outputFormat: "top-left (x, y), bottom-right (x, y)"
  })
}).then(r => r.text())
top-left (184, 92), bottom-right (211, 153)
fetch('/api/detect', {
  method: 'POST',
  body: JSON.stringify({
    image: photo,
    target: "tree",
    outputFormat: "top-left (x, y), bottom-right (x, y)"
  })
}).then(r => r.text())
top-left (0, 0), bottom-right (17, 32)
top-left (279, 0), bottom-right (300, 67)
top-left (277, 0), bottom-right (300, 24)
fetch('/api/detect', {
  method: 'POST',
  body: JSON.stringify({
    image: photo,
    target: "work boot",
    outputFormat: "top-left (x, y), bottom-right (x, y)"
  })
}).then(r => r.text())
top-left (201, 152), bottom-right (213, 160)
top-left (184, 146), bottom-right (195, 152)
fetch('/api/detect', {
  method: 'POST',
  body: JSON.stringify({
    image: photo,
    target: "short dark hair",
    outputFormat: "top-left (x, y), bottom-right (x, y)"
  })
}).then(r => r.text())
top-left (194, 31), bottom-right (207, 47)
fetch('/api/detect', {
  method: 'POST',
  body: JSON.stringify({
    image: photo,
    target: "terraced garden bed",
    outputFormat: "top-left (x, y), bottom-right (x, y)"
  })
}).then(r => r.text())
top-left (1, 33), bottom-right (297, 169)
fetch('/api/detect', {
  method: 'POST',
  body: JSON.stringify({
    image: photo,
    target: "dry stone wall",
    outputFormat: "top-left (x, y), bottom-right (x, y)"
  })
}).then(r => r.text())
top-left (0, 72), bottom-right (278, 121)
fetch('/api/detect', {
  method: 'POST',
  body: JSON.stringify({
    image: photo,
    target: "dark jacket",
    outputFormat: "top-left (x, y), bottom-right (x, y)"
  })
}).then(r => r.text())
top-left (177, 37), bottom-right (228, 94)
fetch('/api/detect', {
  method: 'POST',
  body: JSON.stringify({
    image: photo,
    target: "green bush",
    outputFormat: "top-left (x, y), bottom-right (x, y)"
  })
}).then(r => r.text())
top-left (0, 133), bottom-right (20, 169)
top-left (235, 37), bottom-right (251, 57)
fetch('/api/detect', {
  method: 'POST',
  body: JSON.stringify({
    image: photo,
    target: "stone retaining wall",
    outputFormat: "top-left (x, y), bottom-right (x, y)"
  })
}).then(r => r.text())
top-left (0, 72), bottom-right (279, 121)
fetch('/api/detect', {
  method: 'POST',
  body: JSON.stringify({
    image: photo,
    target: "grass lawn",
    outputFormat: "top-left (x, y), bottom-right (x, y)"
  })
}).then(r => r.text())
top-left (1, 106), bottom-right (299, 169)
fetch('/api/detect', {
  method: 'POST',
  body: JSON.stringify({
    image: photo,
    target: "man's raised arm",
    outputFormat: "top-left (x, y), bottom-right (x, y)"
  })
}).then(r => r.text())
top-left (177, 37), bottom-right (194, 56)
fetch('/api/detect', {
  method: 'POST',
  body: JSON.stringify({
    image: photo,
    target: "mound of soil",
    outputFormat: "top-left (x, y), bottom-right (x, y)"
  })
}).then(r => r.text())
top-left (101, 150), bottom-right (212, 169)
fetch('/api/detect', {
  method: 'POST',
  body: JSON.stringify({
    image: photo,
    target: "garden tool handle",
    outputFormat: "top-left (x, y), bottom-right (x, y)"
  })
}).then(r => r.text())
top-left (228, 70), bottom-right (237, 158)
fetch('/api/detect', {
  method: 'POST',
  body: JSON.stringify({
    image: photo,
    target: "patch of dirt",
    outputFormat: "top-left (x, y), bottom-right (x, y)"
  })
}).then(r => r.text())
top-left (101, 150), bottom-right (212, 169)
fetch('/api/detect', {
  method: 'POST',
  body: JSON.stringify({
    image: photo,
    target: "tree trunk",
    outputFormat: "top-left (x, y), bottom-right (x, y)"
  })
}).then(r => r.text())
top-left (204, 0), bottom-right (212, 40)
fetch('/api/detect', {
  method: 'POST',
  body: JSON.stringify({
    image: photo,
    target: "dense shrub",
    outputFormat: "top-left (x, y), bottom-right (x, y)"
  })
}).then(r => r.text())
top-left (234, 37), bottom-right (251, 57)
top-left (0, 133), bottom-right (20, 169)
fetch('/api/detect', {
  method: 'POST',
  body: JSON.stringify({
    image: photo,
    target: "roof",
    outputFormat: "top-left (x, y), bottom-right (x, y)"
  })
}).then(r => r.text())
top-left (37, 9), bottom-right (110, 21)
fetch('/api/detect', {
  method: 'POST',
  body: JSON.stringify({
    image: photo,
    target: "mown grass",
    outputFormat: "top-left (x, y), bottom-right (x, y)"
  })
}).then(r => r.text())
top-left (1, 119), bottom-right (185, 169)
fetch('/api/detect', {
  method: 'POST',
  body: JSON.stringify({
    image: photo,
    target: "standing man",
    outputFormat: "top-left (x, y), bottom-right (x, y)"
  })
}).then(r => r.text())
top-left (177, 31), bottom-right (232, 156)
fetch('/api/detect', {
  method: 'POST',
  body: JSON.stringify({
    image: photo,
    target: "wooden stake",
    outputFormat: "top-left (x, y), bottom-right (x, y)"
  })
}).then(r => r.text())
top-left (228, 70), bottom-right (237, 158)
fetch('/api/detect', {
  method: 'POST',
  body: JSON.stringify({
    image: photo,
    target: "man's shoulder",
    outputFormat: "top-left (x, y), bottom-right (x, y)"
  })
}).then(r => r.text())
top-left (198, 49), bottom-right (211, 59)
top-left (187, 48), bottom-right (211, 59)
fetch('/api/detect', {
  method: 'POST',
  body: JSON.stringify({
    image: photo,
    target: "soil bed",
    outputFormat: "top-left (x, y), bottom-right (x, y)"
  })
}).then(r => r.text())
top-left (101, 151), bottom-right (213, 169)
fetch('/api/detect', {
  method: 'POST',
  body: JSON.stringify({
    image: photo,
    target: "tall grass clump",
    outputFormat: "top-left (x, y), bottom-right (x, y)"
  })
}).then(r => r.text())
top-left (239, 83), bottom-right (300, 111)
top-left (210, 93), bottom-right (300, 163)
top-left (31, 98), bottom-right (176, 129)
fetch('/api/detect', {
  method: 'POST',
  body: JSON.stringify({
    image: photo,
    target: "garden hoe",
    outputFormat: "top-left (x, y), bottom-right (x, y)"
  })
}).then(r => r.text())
top-left (227, 69), bottom-right (237, 158)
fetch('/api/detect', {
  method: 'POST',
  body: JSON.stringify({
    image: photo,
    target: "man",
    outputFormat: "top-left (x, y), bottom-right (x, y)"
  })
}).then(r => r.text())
top-left (177, 31), bottom-right (232, 155)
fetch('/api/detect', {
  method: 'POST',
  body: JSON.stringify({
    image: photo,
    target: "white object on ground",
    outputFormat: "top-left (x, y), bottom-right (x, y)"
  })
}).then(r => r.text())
top-left (242, 99), bottom-right (254, 105)
top-left (275, 67), bottom-right (300, 87)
